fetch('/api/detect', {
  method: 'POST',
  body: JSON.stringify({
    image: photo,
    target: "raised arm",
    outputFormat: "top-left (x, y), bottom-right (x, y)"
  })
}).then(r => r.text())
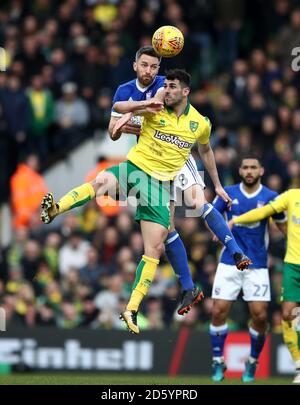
top-left (232, 204), bottom-right (275, 225)
top-left (109, 113), bottom-right (134, 141)
top-left (108, 115), bottom-right (121, 140)
top-left (113, 98), bottom-right (163, 115)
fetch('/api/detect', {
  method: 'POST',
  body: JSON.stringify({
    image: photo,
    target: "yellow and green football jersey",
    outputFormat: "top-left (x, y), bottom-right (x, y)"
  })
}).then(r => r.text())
top-left (127, 101), bottom-right (211, 181)
top-left (269, 188), bottom-right (300, 264)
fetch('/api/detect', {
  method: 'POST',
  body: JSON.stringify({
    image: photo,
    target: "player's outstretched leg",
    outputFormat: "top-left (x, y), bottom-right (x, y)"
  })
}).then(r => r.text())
top-left (184, 186), bottom-right (251, 271)
top-left (40, 183), bottom-right (96, 224)
top-left (40, 171), bottom-right (118, 224)
top-left (41, 192), bottom-right (59, 224)
top-left (202, 203), bottom-right (252, 270)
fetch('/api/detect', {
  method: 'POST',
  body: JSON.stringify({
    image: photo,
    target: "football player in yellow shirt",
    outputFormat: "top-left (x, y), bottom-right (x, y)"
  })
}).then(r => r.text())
top-left (230, 188), bottom-right (300, 383)
top-left (109, 51), bottom-right (250, 319)
top-left (109, 46), bottom-right (204, 316)
top-left (40, 69), bottom-right (250, 334)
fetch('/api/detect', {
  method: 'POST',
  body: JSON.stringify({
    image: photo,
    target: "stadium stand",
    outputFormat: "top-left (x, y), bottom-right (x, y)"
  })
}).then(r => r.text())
top-left (0, 0), bottom-right (299, 332)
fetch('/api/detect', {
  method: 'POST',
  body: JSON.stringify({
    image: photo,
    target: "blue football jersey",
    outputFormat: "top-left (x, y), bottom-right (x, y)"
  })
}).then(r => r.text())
top-left (111, 75), bottom-right (165, 117)
top-left (213, 183), bottom-right (286, 268)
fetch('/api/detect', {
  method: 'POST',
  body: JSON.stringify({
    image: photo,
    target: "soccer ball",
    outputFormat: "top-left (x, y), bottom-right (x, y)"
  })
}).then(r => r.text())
top-left (152, 26), bottom-right (184, 58)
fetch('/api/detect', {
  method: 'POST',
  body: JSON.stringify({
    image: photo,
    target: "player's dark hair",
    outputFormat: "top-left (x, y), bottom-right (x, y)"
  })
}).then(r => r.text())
top-left (239, 154), bottom-right (263, 167)
top-left (135, 46), bottom-right (162, 63)
top-left (165, 69), bottom-right (191, 88)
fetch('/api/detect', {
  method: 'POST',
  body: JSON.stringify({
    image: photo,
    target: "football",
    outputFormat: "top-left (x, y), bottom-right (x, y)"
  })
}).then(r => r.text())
top-left (152, 26), bottom-right (184, 58)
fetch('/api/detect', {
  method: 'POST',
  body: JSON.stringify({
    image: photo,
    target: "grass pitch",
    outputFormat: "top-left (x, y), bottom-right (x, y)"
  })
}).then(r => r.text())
top-left (0, 373), bottom-right (293, 385)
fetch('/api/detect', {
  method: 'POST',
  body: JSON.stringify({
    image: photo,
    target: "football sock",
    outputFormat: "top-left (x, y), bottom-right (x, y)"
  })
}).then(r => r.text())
top-left (57, 183), bottom-right (95, 213)
top-left (202, 203), bottom-right (243, 256)
top-left (127, 255), bottom-right (159, 312)
top-left (210, 323), bottom-right (228, 358)
top-left (249, 326), bottom-right (267, 360)
top-left (165, 231), bottom-right (194, 291)
top-left (282, 320), bottom-right (300, 362)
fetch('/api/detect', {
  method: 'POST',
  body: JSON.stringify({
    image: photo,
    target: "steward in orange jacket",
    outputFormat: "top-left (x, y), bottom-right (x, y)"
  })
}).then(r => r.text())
top-left (11, 155), bottom-right (48, 228)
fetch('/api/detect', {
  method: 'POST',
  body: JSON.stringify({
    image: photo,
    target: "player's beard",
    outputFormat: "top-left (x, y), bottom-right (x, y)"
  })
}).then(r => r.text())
top-left (165, 95), bottom-right (181, 107)
top-left (138, 74), bottom-right (154, 87)
top-left (242, 175), bottom-right (260, 187)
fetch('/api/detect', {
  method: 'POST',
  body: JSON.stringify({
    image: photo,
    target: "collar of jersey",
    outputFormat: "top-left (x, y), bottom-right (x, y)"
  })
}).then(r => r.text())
top-left (165, 100), bottom-right (190, 116)
top-left (239, 182), bottom-right (263, 198)
top-left (135, 78), bottom-right (155, 92)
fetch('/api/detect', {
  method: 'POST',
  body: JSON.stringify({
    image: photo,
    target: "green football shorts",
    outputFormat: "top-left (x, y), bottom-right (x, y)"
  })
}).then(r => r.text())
top-left (106, 160), bottom-right (171, 229)
top-left (281, 262), bottom-right (300, 302)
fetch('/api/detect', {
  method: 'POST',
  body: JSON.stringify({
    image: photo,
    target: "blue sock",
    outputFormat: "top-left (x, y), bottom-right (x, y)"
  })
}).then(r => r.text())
top-left (249, 326), bottom-right (266, 360)
top-left (202, 203), bottom-right (243, 256)
top-left (210, 324), bottom-right (228, 358)
top-left (165, 231), bottom-right (194, 291)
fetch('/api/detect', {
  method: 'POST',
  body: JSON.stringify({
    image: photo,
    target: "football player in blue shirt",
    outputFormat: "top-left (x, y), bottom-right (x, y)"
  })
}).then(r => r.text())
top-left (109, 48), bottom-right (164, 136)
top-left (209, 155), bottom-right (287, 382)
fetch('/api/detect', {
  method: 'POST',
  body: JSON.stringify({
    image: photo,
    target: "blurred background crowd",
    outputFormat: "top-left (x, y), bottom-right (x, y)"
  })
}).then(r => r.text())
top-left (0, 0), bottom-right (299, 332)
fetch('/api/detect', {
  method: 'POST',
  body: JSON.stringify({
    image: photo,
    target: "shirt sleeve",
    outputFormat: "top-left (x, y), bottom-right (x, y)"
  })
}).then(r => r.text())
top-left (197, 116), bottom-right (211, 145)
top-left (269, 192), bottom-right (287, 222)
top-left (269, 191), bottom-right (289, 214)
top-left (111, 86), bottom-right (126, 117)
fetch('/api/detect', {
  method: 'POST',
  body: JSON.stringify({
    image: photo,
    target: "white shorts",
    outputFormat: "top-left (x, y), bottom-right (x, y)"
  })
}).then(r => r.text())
top-left (171, 155), bottom-right (205, 201)
top-left (212, 263), bottom-right (271, 302)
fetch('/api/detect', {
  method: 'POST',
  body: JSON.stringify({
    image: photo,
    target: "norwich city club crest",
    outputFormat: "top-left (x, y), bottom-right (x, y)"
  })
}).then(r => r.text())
top-left (190, 121), bottom-right (199, 132)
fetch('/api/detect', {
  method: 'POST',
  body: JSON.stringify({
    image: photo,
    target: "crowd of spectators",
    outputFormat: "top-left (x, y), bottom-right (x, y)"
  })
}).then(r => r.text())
top-left (0, 193), bottom-right (286, 332)
top-left (0, 0), bottom-right (300, 331)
